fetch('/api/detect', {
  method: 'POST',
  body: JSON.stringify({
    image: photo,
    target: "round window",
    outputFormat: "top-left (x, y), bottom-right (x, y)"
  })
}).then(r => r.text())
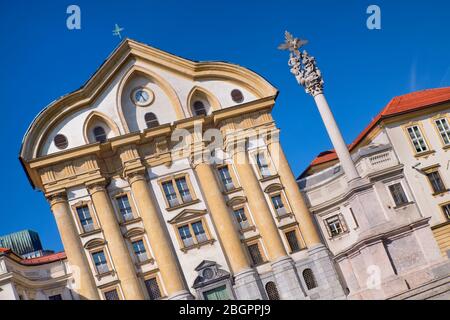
top-left (54, 134), bottom-right (68, 150)
top-left (131, 87), bottom-right (154, 106)
top-left (231, 89), bottom-right (244, 103)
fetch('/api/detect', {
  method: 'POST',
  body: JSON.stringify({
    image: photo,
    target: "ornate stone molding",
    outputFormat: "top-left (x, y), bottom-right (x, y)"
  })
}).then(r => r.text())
top-left (279, 31), bottom-right (324, 97)
top-left (46, 192), bottom-right (68, 207)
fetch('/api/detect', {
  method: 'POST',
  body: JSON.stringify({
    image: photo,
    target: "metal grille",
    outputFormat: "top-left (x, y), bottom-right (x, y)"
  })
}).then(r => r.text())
top-left (247, 244), bottom-right (264, 266)
top-left (104, 289), bottom-right (120, 300)
top-left (285, 230), bottom-right (300, 253)
top-left (145, 278), bottom-right (162, 300)
top-left (265, 281), bottom-right (280, 300)
top-left (303, 268), bottom-right (318, 290)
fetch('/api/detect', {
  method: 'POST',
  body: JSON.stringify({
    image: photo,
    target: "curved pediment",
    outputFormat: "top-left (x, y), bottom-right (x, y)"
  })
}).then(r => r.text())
top-left (84, 238), bottom-right (106, 250)
top-left (124, 227), bottom-right (145, 239)
top-left (264, 183), bottom-right (283, 194)
top-left (226, 196), bottom-right (247, 207)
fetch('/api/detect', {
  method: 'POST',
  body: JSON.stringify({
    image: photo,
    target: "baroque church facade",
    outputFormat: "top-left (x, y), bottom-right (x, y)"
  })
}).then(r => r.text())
top-left (17, 39), bottom-right (344, 300)
top-left (7, 39), bottom-right (448, 300)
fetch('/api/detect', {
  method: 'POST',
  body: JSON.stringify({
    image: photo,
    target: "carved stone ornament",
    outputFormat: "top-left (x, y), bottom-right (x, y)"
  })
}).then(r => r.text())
top-left (279, 31), bottom-right (324, 97)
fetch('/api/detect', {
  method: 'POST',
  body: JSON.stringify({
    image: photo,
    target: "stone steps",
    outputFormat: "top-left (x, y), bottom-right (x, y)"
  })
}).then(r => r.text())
top-left (388, 275), bottom-right (450, 300)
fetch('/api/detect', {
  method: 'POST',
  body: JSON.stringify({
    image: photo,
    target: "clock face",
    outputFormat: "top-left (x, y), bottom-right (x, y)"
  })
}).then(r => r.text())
top-left (132, 88), bottom-right (154, 106)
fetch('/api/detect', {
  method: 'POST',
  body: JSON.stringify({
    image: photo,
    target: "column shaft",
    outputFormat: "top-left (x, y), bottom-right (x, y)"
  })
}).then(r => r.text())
top-left (233, 151), bottom-right (288, 261)
top-left (128, 174), bottom-right (188, 298)
top-left (314, 94), bottom-right (360, 181)
top-left (194, 163), bottom-right (251, 273)
top-left (88, 184), bottom-right (145, 300)
top-left (49, 194), bottom-right (99, 300)
top-left (268, 139), bottom-right (322, 247)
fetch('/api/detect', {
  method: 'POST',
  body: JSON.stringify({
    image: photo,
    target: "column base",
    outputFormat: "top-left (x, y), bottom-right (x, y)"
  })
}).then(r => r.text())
top-left (271, 256), bottom-right (307, 300)
top-left (306, 244), bottom-right (346, 299)
top-left (168, 290), bottom-right (194, 300)
top-left (233, 268), bottom-right (264, 300)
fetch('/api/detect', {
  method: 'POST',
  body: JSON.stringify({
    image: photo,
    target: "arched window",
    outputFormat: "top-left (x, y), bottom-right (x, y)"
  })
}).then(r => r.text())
top-left (93, 126), bottom-right (107, 143)
top-left (144, 112), bottom-right (159, 129)
top-left (265, 281), bottom-right (280, 300)
top-left (193, 101), bottom-right (207, 116)
top-left (303, 268), bottom-right (318, 290)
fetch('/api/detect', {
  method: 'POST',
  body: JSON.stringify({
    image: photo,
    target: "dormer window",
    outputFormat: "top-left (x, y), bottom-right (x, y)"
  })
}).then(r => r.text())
top-left (145, 112), bottom-right (159, 129)
top-left (193, 101), bottom-right (207, 116)
top-left (93, 126), bottom-right (107, 143)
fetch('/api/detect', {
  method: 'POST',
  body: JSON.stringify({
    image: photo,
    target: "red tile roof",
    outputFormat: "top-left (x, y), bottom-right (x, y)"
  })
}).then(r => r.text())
top-left (0, 247), bottom-right (66, 265)
top-left (306, 87), bottom-right (450, 170)
top-left (21, 251), bottom-right (66, 265)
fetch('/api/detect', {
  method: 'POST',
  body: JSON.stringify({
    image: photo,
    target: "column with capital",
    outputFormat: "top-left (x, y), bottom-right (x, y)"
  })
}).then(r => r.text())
top-left (87, 181), bottom-right (145, 300)
top-left (47, 192), bottom-right (99, 300)
top-left (192, 155), bottom-right (264, 300)
top-left (126, 170), bottom-right (193, 300)
top-left (230, 139), bottom-right (307, 300)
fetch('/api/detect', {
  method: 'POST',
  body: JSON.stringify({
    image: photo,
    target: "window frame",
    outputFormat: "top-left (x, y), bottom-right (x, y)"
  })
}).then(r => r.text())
top-left (423, 166), bottom-right (448, 195)
top-left (143, 273), bottom-right (165, 300)
top-left (71, 201), bottom-right (99, 235)
top-left (216, 164), bottom-right (239, 193)
top-left (130, 237), bottom-right (152, 265)
top-left (251, 150), bottom-right (275, 179)
top-left (232, 205), bottom-right (254, 232)
top-left (324, 214), bottom-right (348, 238)
top-left (89, 248), bottom-right (114, 278)
top-left (93, 126), bottom-right (108, 143)
top-left (101, 285), bottom-right (123, 301)
top-left (403, 122), bottom-right (432, 156)
top-left (144, 112), bottom-right (160, 129)
top-left (112, 191), bottom-right (139, 224)
top-left (432, 114), bottom-right (450, 148)
top-left (173, 217), bottom-right (214, 252)
top-left (386, 180), bottom-right (411, 208)
top-left (158, 173), bottom-right (197, 210)
top-left (440, 201), bottom-right (450, 221)
top-left (245, 239), bottom-right (267, 267)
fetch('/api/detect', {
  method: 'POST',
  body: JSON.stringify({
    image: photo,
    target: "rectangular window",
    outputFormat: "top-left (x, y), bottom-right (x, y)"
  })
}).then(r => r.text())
top-left (426, 171), bottom-right (447, 194)
top-left (203, 285), bottom-right (230, 300)
top-left (285, 230), bottom-right (301, 253)
top-left (326, 215), bottom-right (344, 237)
top-left (442, 203), bottom-right (450, 220)
top-left (132, 239), bottom-right (148, 263)
top-left (271, 195), bottom-right (287, 216)
top-left (178, 225), bottom-right (194, 248)
top-left (76, 205), bottom-right (94, 233)
top-left (175, 177), bottom-right (192, 204)
top-left (233, 208), bottom-right (250, 230)
top-left (92, 251), bottom-right (109, 274)
top-left (218, 166), bottom-right (235, 191)
top-left (192, 221), bottom-right (208, 243)
top-left (162, 181), bottom-right (179, 208)
top-left (407, 125), bottom-right (429, 153)
top-left (388, 183), bottom-right (409, 207)
top-left (104, 289), bottom-right (120, 300)
top-left (435, 118), bottom-right (450, 146)
top-left (256, 153), bottom-right (271, 178)
top-left (48, 294), bottom-right (62, 300)
top-left (116, 195), bottom-right (133, 222)
top-left (247, 243), bottom-right (264, 266)
top-left (144, 278), bottom-right (162, 300)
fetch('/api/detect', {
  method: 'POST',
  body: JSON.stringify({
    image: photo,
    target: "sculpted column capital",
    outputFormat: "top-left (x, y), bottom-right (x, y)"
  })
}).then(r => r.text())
top-left (46, 191), bottom-right (68, 207)
top-left (86, 179), bottom-right (108, 195)
top-left (126, 170), bottom-right (147, 185)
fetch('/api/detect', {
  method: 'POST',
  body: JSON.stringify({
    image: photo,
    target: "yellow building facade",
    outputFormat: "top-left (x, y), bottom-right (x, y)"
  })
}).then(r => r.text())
top-left (19, 39), bottom-right (344, 300)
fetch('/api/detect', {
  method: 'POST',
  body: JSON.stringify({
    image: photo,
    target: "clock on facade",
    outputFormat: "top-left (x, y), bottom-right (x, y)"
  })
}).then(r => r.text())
top-left (131, 87), bottom-right (154, 106)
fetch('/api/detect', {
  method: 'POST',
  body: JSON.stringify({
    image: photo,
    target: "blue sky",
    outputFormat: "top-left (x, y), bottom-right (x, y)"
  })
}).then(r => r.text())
top-left (1, 0), bottom-right (450, 251)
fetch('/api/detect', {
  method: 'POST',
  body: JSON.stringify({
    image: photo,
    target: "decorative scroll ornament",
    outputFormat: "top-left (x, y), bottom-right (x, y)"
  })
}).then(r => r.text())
top-left (278, 31), bottom-right (324, 97)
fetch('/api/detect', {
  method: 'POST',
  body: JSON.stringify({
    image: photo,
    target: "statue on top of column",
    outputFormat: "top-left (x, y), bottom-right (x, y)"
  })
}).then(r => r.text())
top-left (278, 31), bottom-right (324, 97)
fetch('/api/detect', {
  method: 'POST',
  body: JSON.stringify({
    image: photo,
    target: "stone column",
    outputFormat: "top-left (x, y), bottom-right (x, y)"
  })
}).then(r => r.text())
top-left (313, 94), bottom-right (360, 182)
top-left (127, 172), bottom-right (192, 300)
top-left (193, 162), bottom-right (263, 299)
top-left (267, 134), bottom-right (322, 247)
top-left (87, 182), bottom-right (145, 300)
top-left (47, 193), bottom-right (99, 300)
top-left (232, 147), bottom-right (306, 299)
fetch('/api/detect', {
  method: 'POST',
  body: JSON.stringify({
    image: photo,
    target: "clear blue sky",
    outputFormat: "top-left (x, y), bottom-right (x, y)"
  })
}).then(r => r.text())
top-left (1, 0), bottom-right (450, 252)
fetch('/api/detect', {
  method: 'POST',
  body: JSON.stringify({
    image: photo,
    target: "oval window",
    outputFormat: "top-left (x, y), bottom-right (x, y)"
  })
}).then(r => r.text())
top-left (54, 134), bottom-right (68, 150)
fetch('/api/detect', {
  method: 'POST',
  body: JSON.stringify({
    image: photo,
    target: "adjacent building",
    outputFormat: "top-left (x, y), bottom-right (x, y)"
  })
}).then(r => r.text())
top-left (298, 88), bottom-right (450, 299)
